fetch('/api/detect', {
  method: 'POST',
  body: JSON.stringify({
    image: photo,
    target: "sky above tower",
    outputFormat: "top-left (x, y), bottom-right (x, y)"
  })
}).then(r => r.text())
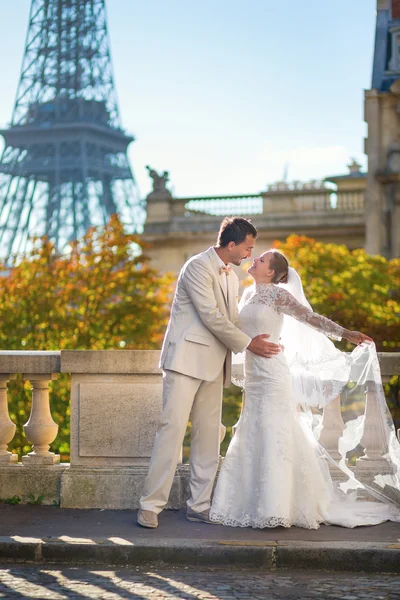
top-left (0, 0), bottom-right (376, 199)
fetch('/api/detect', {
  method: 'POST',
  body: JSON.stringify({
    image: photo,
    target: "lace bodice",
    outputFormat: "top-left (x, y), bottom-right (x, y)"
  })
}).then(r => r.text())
top-left (239, 283), bottom-right (344, 342)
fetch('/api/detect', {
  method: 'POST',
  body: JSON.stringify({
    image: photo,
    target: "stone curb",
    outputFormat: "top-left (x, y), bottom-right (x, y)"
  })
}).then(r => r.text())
top-left (0, 537), bottom-right (399, 572)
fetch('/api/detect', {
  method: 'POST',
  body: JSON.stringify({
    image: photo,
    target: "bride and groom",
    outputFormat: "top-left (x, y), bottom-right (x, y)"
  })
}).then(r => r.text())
top-left (137, 217), bottom-right (400, 529)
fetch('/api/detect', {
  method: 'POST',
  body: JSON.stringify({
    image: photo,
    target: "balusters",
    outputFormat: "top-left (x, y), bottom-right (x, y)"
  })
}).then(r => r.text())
top-left (22, 374), bottom-right (60, 465)
top-left (0, 375), bottom-right (17, 465)
top-left (318, 395), bottom-right (345, 462)
top-left (356, 382), bottom-right (391, 470)
top-left (355, 382), bottom-right (393, 500)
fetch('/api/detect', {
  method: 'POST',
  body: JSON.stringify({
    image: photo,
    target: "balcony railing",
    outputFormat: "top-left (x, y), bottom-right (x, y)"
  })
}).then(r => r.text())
top-left (179, 185), bottom-right (364, 218)
top-left (0, 350), bottom-right (398, 509)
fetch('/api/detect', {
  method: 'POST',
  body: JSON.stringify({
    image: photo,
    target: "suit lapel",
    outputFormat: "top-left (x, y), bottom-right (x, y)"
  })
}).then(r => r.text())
top-left (226, 270), bottom-right (237, 319)
top-left (206, 247), bottom-right (229, 306)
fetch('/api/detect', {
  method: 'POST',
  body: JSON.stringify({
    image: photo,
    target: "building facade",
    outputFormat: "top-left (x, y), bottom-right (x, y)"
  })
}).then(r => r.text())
top-left (143, 0), bottom-right (400, 274)
top-left (365, 0), bottom-right (400, 258)
top-left (143, 163), bottom-right (366, 277)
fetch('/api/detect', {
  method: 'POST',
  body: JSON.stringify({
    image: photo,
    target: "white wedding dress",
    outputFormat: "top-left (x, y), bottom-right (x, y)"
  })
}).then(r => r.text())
top-left (210, 283), bottom-right (400, 529)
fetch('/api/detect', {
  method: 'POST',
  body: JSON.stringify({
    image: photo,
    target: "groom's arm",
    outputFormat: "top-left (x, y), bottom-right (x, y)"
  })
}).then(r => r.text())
top-left (183, 260), bottom-right (251, 354)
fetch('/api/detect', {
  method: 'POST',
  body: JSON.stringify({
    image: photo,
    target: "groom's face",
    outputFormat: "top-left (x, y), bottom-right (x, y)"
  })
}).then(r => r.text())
top-left (229, 234), bottom-right (256, 266)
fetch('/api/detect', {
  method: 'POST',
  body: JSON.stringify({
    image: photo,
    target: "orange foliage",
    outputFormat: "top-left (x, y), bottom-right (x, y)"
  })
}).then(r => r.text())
top-left (2, 215), bottom-right (174, 459)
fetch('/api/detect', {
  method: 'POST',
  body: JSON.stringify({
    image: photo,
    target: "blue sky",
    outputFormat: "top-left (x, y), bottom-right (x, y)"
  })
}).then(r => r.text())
top-left (0, 0), bottom-right (376, 198)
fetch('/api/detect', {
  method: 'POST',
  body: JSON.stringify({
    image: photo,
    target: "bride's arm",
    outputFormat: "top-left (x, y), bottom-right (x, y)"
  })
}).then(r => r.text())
top-left (272, 286), bottom-right (366, 342)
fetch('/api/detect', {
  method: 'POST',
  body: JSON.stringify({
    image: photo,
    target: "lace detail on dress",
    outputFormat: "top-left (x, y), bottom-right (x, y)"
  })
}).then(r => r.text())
top-left (251, 283), bottom-right (344, 341)
top-left (210, 283), bottom-right (400, 530)
top-left (210, 513), bottom-right (322, 529)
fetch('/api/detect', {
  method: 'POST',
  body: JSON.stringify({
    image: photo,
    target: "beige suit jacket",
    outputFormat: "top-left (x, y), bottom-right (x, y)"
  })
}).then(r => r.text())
top-left (159, 247), bottom-right (251, 387)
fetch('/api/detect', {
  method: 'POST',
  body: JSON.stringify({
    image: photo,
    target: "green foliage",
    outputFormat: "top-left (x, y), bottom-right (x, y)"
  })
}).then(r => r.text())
top-left (384, 375), bottom-right (400, 431)
top-left (27, 493), bottom-right (44, 505)
top-left (0, 496), bottom-right (21, 505)
top-left (2, 216), bottom-right (174, 460)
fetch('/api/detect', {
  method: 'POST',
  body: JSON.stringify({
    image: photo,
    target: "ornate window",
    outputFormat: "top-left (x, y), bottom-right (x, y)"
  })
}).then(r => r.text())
top-left (389, 25), bottom-right (400, 71)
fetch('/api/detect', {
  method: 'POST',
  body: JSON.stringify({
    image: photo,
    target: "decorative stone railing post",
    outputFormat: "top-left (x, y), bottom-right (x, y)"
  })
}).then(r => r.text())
top-left (0, 374), bottom-right (17, 465)
top-left (355, 381), bottom-right (392, 483)
top-left (22, 374), bottom-right (60, 465)
top-left (318, 396), bottom-right (345, 463)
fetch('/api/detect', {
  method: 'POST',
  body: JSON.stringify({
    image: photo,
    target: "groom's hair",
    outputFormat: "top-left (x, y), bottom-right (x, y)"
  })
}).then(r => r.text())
top-left (217, 217), bottom-right (258, 247)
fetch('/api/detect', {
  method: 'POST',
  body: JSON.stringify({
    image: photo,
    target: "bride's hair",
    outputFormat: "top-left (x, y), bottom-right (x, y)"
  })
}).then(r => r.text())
top-left (268, 250), bottom-right (289, 284)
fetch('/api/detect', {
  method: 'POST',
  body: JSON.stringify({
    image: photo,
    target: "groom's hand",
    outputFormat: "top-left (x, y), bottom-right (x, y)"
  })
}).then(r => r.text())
top-left (248, 334), bottom-right (281, 358)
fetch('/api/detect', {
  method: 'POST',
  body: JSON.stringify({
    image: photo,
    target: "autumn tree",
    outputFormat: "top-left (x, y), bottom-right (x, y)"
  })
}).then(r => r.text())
top-left (2, 215), bottom-right (174, 458)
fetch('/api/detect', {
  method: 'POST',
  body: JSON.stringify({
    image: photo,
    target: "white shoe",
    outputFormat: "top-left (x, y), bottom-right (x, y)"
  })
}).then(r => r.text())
top-left (137, 509), bottom-right (158, 528)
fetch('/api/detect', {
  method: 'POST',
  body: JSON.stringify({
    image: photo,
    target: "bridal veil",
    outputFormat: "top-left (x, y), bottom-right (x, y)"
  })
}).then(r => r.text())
top-left (232, 267), bottom-right (400, 510)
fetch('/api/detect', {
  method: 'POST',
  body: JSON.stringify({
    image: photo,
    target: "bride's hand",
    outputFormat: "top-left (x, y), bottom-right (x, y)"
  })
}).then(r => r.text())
top-left (343, 330), bottom-right (373, 345)
top-left (248, 334), bottom-right (281, 358)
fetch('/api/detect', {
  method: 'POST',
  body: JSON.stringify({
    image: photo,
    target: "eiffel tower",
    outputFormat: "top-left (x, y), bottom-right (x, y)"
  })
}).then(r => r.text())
top-left (0, 0), bottom-right (142, 261)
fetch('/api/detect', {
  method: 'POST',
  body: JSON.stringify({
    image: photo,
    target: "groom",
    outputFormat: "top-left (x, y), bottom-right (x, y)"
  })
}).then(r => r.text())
top-left (137, 216), bottom-right (281, 528)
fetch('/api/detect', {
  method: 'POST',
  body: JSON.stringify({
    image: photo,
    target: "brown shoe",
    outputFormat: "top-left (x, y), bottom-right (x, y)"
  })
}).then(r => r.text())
top-left (187, 506), bottom-right (220, 524)
top-left (137, 509), bottom-right (158, 529)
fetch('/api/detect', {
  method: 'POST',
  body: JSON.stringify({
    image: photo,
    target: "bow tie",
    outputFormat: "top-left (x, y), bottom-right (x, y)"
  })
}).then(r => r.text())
top-left (219, 265), bottom-right (232, 275)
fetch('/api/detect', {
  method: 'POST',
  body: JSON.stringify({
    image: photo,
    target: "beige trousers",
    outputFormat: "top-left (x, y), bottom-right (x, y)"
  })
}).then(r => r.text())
top-left (139, 368), bottom-right (224, 515)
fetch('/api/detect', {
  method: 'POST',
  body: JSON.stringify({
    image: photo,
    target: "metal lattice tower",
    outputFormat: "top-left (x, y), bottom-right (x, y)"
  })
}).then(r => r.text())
top-left (0, 0), bottom-right (143, 261)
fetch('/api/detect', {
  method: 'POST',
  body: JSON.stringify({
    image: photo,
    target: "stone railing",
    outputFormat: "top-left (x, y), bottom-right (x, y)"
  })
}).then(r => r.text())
top-left (0, 350), bottom-right (398, 509)
top-left (0, 351), bottom-right (60, 466)
top-left (150, 187), bottom-right (364, 221)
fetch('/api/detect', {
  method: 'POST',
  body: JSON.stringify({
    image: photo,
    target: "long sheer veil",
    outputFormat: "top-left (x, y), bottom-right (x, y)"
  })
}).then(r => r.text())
top-left (233, 268), bottom-right (400, 510)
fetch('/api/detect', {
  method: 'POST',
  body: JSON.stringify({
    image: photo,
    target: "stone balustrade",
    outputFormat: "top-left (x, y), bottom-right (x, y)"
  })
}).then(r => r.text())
top-left (149, 188), bottom-right (365, 221)
top-left (0, 350), bottom-right (399, 509)
top-left (0, 351), bottom-right (60, 466)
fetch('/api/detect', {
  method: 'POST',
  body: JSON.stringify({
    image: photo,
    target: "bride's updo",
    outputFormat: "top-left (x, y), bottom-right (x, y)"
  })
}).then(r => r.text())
top-left (268, 250), bottom-right (289, 284)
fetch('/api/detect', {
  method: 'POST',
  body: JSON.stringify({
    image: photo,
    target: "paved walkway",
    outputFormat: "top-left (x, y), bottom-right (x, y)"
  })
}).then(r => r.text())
top-left (0, 565), bottom-right (399, 599)
top-left (0, 505), bottom-right (399, 573)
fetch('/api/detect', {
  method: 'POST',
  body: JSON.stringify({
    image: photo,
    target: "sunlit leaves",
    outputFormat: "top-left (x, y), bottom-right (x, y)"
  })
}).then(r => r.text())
top-left (3, 216), bottom-right (174, 459)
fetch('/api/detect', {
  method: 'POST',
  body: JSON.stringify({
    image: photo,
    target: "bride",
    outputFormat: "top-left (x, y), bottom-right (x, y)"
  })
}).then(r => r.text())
top-left (210, 249), bottom-right (400, 529)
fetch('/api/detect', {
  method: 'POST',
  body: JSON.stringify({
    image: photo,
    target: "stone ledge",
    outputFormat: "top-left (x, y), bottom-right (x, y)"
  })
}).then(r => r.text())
top-left (0, 350), bottom-right (395, 377)
top-left (61, 350), bottom-right (161, 374)
top-left (274, 542), bottom-right (400, 572)
top-left (143, 212), bottom-right (365, 235)
top-left (0, 464), bottom-right (68, 505)
top-left (378, 352), bottom-right (400, 376)
top-left (0, 464), bottom-right (190, 510)
top-left (0, 537), bottom-right (398, 572)
top-left (0, 351), bottom-right (60, 374)
top-left (60, 465), bottom-right (190, 510)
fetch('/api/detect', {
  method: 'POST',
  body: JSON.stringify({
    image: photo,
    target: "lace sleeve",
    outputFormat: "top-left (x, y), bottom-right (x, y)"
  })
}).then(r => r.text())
top-left (273, 286), bottom-right (345, 341)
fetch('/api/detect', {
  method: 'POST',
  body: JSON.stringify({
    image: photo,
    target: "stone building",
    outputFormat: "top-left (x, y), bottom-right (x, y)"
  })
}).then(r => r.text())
top-left (143, 0), bottom-right (400, 275)
top-left (365, 0), bottom-right (400, 258)
top-left (143, 162), bottom-right (366, 278)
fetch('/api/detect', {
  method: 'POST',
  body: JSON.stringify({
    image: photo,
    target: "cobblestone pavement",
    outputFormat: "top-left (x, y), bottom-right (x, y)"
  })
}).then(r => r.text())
top-left (0, 565), bottom-right (399, 599)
